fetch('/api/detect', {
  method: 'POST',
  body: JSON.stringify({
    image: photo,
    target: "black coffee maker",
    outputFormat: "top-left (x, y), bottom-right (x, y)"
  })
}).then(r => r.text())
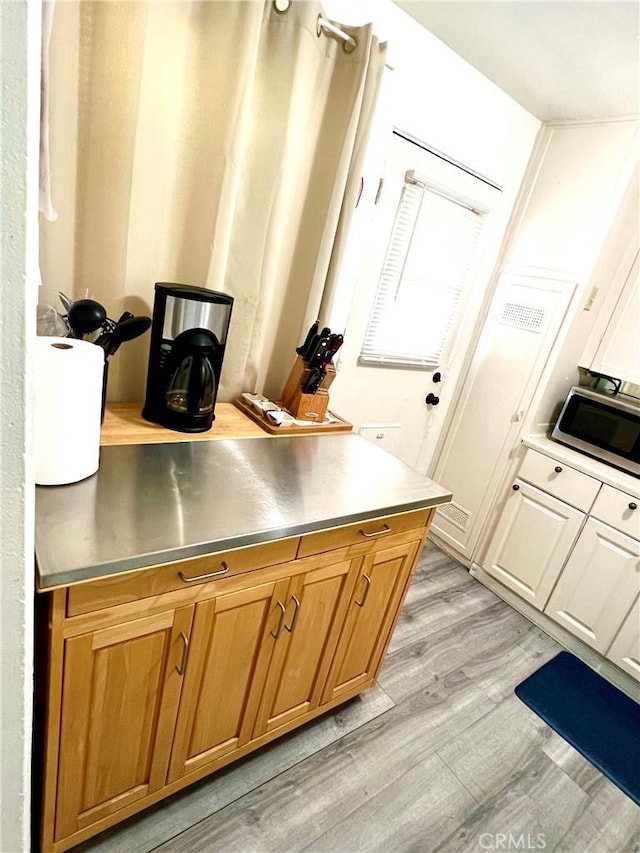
top-left (142, 283), bottom-right (233, 433)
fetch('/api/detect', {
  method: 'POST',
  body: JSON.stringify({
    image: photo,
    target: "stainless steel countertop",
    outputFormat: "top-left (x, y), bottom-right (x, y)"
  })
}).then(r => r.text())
top-left (35, 434), bottom-right (452, 589)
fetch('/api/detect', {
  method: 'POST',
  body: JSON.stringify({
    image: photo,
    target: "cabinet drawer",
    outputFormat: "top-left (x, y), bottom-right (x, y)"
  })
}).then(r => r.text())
top-left (590, 484), bottom-right (640, 539)
top-left (297, 509), bottom-right (430, 559)
top-left (66, 537), bottom-right (299, 617)
top-left (518, 448), bottom-right (600, 512)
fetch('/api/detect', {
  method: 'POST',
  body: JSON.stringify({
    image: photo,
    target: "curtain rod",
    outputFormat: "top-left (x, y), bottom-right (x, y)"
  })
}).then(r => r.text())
top-left (273, 2), bottom-right (393, 67)
top-left (273, 2), bottom-right (357, 53)
top-left (317, 15), bottom-right (358, 53)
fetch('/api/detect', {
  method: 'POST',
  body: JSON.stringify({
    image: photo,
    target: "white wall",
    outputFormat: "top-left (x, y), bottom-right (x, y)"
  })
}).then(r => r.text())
top-left (324, 2), bottom-right (541, 446)
top-left (0, 1), bottom-right (41, 851)
top-left (510, 120), bottom-right (639, 437)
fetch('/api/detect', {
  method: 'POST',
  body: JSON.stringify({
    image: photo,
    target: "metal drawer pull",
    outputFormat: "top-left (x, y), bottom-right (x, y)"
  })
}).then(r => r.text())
top-left (285, 595), bottom-right (301, 633)
top-left (178, 561), bottom-right (230, 583)
top-left (512, 484), bottom-right (520, 491)
top-left (554, 466), bottom-right (563, 473)
top-left (176, 632), bottom-right (189, 676)
top-left (359, 524), bottom-right (391, 538)
top-left (271, 601), bottom-right (286, 639)
top-left (355, 573), bottom-right (371, 607)
top-left (629, 502), bottom-right (638, 511)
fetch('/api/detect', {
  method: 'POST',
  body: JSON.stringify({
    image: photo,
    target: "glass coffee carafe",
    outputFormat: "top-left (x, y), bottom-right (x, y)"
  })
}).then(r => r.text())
top-left (164, 329), bottom-right (218, 419)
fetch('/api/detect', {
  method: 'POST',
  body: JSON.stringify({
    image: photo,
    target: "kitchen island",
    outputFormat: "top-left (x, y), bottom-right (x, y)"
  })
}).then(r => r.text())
top-left (35, 432), bottom-right (451, 853)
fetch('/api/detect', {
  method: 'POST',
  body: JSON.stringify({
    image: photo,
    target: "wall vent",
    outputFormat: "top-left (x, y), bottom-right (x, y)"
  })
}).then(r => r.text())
top-left (437, 502), bottom-right (471, 531)
top-left (500, 302), bottom-right (545, 332)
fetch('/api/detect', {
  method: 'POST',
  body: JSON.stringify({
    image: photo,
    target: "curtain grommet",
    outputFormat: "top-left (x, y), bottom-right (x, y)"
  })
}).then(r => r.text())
top-left (342, 36), bottom-right (357, 54)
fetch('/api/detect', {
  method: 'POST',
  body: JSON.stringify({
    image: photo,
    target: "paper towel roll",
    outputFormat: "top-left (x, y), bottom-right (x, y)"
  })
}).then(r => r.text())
top-left (34, 337), bottom-right (104, 485)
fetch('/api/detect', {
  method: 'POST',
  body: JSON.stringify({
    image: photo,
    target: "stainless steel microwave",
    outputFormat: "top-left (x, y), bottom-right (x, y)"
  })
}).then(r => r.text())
top-left (552, 386), bottom-right (640, 477)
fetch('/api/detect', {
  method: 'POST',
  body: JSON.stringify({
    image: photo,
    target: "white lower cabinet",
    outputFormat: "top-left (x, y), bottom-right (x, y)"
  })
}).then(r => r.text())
top-left (480, 445), bottom-right (640, 682)
top-left (483, 479), bottom-right (584, 609)
top-left (544, 518), bottom-right (640, 653)
top-left (606, 600), bottom-right (640, 681)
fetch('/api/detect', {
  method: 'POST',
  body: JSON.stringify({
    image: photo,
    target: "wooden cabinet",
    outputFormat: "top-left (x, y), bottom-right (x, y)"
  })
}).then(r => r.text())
top-left (167, 576), bottom-right (289, 784)
top-left (54, 607), bottom-right (194, 843)
top-left (323, 538), bottom-right (420, 701)
top-left (40, 510), bottom-right (433, 853)
top-left (482, 479), bottom-right (584, 610)
top-left (544, 518), bottom-right (640, 653)
top-left (253, 558), bottom-right (358, 737)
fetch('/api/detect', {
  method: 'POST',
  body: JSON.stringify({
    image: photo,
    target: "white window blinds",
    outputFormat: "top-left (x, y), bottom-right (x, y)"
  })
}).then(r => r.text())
top-left (359, 172), bottom-right (487, 369)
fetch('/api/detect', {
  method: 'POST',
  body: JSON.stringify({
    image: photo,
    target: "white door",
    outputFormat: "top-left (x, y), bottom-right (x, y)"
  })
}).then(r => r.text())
top-left (430, 272), bottom-right (574, 561)
top-left (545, 518), bottom-right (640, 653)
top-left (482, 479), bottom-right (585, 610)
top-left (330, 132), bottom-right (501, 471)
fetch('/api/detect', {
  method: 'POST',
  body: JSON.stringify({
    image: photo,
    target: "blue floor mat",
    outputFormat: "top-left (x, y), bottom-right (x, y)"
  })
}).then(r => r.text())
top-left (515, 651), bottom-right (640, 805)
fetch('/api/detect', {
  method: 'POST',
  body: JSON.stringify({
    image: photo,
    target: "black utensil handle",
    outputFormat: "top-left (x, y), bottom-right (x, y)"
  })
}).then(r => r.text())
top-left (296, 321), bottom-right (319, 357)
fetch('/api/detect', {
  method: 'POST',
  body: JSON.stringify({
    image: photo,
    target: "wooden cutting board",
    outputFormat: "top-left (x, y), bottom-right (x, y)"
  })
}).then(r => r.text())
top-left (100, 402), bottom-right (268, 446)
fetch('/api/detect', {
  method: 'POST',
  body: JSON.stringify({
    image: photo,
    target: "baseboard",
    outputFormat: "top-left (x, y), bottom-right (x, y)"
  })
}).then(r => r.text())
top-left (427, 531), bottom-right (472, 567)
top-left (470, 562), bottom-right (640, 704)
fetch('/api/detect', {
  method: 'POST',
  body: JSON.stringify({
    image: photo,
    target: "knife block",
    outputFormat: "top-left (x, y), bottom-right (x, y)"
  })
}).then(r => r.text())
top-left (280, 356), bottom-right (336, 421)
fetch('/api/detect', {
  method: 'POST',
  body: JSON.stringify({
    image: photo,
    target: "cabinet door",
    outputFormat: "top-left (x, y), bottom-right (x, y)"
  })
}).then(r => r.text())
top-left (482, 480), bottom-right (585, 610)
top-left (55, 607), bottom-right (194, 842)
top-left (545, 519), bottom-right (640, 653)
top-left (591, 253), bottom-right (640, 385)
top-left (606, 599), bottom-right (640, 682)
top-left (168, 576), bottom-right (289, 783)
top-left (322, 539), bottom-right (420, 703)
top-left (253, 559), bottom-right (358, 737)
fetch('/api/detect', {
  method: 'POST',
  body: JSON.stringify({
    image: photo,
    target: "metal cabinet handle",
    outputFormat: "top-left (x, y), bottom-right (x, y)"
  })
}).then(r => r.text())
top-left (355, 573), bottom-right (372, 607)
top-left (512, 484), bottom-right (520, 491)
top-left (554, 466), bottom-right (563, 474)
top-left (270, 601), bottom-right (286, 639)
top-left (629, 502), bottom-right (638, 511)
top-left (178, 561), bottom-right (230, 583)
top-left (359, 524), bottom-right (391, 538)
top-left (285, 595), bottom-right (300, 633)
top-left (175, 632), bottom-right (189, 676)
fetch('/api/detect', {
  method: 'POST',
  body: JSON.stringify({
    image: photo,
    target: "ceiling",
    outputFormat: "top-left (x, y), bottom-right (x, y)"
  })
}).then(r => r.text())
top-left (395, 1), bottom-right (640, 121)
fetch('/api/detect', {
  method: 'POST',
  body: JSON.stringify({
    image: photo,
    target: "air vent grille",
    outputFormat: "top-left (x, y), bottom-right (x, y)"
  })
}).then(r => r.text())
top-left (500, 302), bottom-right (545, 331)
top-left (437, 502), bottom-right (470, 531)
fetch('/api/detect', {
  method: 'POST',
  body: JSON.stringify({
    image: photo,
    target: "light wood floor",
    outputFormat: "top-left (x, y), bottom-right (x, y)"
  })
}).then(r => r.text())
top-left (77, 542), bottom-right (640, 853)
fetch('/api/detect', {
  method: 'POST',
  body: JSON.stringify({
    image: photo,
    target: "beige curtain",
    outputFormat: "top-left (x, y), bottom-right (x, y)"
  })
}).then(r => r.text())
top-left (40, 0), bottom-right (386, 402)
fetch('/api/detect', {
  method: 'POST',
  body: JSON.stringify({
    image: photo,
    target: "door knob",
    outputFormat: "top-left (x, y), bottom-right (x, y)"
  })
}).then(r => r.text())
top-left (425, 394), bottom-right (440, 406)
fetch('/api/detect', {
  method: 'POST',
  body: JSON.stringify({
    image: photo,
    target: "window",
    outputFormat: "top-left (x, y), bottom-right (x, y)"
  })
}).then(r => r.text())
top-left (359, 169), bottom-right (489, 369)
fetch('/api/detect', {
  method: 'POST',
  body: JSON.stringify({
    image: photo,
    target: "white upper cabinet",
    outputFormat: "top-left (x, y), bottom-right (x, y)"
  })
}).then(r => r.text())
top-left (504, 122), bottom-right (638, 276)
top-left (585, 252), bottom-right (640, 385)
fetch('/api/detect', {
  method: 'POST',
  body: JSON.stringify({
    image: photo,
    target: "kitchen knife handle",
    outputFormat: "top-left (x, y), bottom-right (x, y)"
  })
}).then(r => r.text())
top-left (270, 601), bottom-right (287, 639)
top-left (296, 321), bottom-right (319, 356)
top-left (175, 632), bottom-right (189, 676)
top-left (327, 333), bottom-right (344, 359)
top-left (359, 523), bottom-right (391, 538)
top-left (355, 574), bottom-right (371, 608)
top-left (178, 561), bottom-right (230, 583)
